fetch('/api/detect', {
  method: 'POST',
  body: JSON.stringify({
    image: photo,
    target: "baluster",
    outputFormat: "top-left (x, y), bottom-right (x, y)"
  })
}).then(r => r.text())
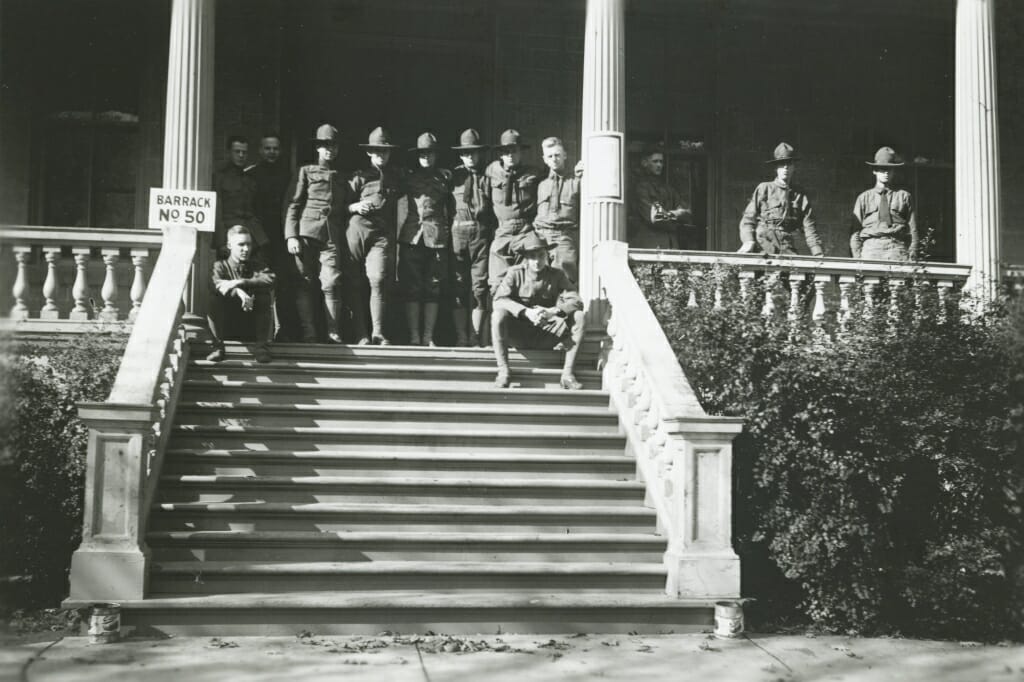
top-left (787, 273), bottom-right (806, 323)
top-left (69, 247), bottom-right (92, 320)
top-left (40, 248), bottom-right (62, 319)
top-left (687, 270), bottom-right (702, 308)
top-left (936, 279), bottom-right (954, 323)
top-left (10, 247), bottom-right (32, 320)
top-left (762, 271), bottom-right (780, 318)
top-left (887, 278), bottom-right (906, 325)
top-left (862, 276), bottom-right (881, 320)
top-left (837, 275), bottom-right (856, 331)
top-left (99, 249), bottom-right (121, 321)
top-left (914, 280), bottom-right (932, 322)
top-left (811, 274), bottom-right (831, 323)
top-left (129, 250), bottom-right (150, 322)
top-left (738, 270), bottom-right (756, 304)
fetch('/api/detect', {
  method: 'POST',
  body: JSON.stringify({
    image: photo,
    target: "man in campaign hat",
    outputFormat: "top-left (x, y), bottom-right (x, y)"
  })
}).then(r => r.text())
top-left (850, 147), bottom-right (919, 261)
top-left (737, 142), bottom-right (824, 256)
top-left (399, 132), bottom-right (452, 346)
top-left (347, 126), bottom-right (402, 345)
top-left (449, 128), bottom-right (494, 346)
top-left (485, 129), bottom-right (540, 294)
top-left (284, 123), bottom-right (349, 343)
top-left (491, 231), bottom-right (585, 391)
top-left (628, 142), bottom-right (694, 250)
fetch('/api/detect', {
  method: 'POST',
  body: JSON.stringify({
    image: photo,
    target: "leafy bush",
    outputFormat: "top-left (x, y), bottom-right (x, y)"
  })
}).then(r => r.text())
top-left (635, 263), bottom-right (1024, 639)
top-left (0, 331), bottom-right (127, 608)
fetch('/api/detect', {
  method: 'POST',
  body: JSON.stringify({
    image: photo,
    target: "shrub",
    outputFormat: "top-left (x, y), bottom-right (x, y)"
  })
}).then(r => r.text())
top-left (635, 263), bottom-right (1024, 639)
top-left (0, 331), bottom-right (127, 608)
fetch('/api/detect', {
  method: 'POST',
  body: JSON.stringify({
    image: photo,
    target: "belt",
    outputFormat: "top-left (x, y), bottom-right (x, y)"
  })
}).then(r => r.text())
top-left (497, 218), bottom-right (528, 229)
top-left (453, 219), bottom-right (482, 228)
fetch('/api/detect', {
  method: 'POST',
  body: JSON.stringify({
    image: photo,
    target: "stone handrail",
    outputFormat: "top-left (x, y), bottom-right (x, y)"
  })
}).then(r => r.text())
top-left (630, 249), bottom-right (975, 329)
top-left (68, 228), bottom-right (197, 602)
top-left (1, 225), bottom-right (163, 325)
top-left (595, 241), bottom-right (743, 599)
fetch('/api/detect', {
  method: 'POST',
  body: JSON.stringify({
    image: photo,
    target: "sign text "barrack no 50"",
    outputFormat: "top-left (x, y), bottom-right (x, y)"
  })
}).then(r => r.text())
top-left (148, 188), bottom-right (218, 231)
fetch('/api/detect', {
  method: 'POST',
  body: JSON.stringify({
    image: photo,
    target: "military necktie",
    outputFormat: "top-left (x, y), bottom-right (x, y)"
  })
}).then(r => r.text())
top-left (504, 168), bottom-right (517, 206)
top-left (878, 189), bottom-right (891, 227)
top-left (464, 172), bottom-right (476, 214)
top-left (549, 173), bottom-right (561, 213)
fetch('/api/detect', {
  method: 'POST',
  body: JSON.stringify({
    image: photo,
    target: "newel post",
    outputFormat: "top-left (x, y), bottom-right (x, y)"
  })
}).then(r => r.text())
top-left (664, 416), bottom-right (744, 598)
top-left (68, 404), bottom-right (155, 601)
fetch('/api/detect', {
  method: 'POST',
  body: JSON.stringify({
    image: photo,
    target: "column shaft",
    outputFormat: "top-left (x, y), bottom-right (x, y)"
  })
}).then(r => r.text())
top-left (955, 0), bottom-right (1001, 300)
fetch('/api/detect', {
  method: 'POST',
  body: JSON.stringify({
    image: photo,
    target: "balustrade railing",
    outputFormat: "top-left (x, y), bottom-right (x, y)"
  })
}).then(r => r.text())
top-left (1, 225), bottom-right (162, 326)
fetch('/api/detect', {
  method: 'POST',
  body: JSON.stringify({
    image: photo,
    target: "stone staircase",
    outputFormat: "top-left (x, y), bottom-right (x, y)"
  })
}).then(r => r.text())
top-left (125, 340), bottom-right (716, 635)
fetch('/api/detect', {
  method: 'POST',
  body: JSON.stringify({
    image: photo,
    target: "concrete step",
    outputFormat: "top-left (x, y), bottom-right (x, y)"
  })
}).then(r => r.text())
top-left (187, 360), bottom-right (603, 390)
top-left (167, 425), bottom-right (627, 456)
top-left (148, 560), bottom-right (668, 594)
top-left (157, 474), bottom-right (646, 506)
top-left (181, 380), bottom-right (613, 408)
top-left (161, 450), bottom-right (637, 480)
top-left (147, 530), bottom-right (666, 563)
top-left (66, 590), bottom-right (715, 635)
top-left (149, 501), bottom-right (657, 533)
top-left (173, 402), bottom-right (622, 435)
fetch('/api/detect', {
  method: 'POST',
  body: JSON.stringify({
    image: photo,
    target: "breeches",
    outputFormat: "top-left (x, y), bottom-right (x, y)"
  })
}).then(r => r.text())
top-left (533, 226), bottom-right (579, 284)
top-left (451, 221), bottom-right (491, 309)
top-left (492, 308), bottom-right (584, 350)
top-left (399, 243), bottom-right (447, 302)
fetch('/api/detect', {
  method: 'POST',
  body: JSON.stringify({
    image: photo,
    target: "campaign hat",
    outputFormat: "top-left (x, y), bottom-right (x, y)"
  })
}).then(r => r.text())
top-left (409, 132), bottom-right (442, 153)
top-left (512, 231), bottom-right (557, 255)
top-left (452, 128), bottom-right (489, 151)
top-left (359, 126), bottom-right (400, 150)
top-left (765, 142), bottom-right (799, 164)
top-left (313, 124), bottom-right (340, 146)
top-left (495, 129), bottom-right (530, 151)
top-left (866, 146), bottom-right (905, 167)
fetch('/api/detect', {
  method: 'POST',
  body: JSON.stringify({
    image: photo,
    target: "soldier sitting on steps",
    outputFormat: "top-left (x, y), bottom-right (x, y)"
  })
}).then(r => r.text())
top-left (491, 231), bottom-right (584, 391)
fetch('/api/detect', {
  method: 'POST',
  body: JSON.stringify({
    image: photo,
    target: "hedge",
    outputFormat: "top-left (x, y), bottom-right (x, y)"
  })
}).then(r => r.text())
top-left (635, 263), bottom-right (1024, 639)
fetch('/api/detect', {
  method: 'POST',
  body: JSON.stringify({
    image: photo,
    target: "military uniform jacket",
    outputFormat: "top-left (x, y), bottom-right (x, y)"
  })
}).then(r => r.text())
top-left (484, 160), bottom-right (539, 228)
top-left (211, 255), bottom-right (276, 294)
top-left (630, 171), bottom-right (688, 231)
top-left (739, 180), bottom-right (822, 253)
top-left (246, 161), bottom-right (292, 247)
top-left (284, 163), bottom-right (349, 246)
top-left (348, 167), bottom-right (402, 232)
top-left (493, 263), bottom-right (583, 318)
top-left (852, 187), bottom-right (918, 248)
top-left (534, 170), bottom-right (581, 231)
top-left (400, 167), bottom-right (453, 248)
top-left (451, 165), bottom-right (493, 227)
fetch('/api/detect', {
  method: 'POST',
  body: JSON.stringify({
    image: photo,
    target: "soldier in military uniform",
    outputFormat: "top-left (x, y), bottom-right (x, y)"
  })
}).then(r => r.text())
top-left (629, 144), bottom-right (693, 249)
top-left (347, 127), bottom-right (401, 345)
top-left (534, 137), bottom-right (583, 284)
top-left (247, 132), bottom-right (299, 341)
top-left (486, 129), bottom-right (539, 295)
top-left (449, 129), bottom-right (494, 347)
top-left (207, 225), bottom-right (275, 364)
top-left (399, 133), bottom-right (452, 346)
top-left (737, 143), bottom-right (824, 256)
top-left (851, 147), bottom-right (919, 261)
top-left (213, 135), bottom-right (264, 254)
top-left (491, 232), bottom-right (585, 391)
top-left (284, 124), bottom-right (348, 343)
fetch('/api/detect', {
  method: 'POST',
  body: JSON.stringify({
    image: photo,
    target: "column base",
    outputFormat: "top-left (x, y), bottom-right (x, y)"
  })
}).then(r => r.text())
top-left (68, 545), bottom-right (150, 602)
top-left (665, 551), bottom-right (741, 599)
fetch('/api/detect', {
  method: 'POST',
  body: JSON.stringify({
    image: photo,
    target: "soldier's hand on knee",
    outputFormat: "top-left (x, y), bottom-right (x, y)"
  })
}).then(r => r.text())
top-left (287, 237), bottom-right (302, 255)
top-left (524, 307), bottom-right (545, 326)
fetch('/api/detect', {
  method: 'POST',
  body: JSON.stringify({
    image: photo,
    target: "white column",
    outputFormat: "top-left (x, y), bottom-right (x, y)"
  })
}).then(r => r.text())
top-left (163, 0), bottom-right (215, 316)
top-left (579, 0), bottom-right (626, 322)
top-left (956, 0), bottom-right (1001, 300)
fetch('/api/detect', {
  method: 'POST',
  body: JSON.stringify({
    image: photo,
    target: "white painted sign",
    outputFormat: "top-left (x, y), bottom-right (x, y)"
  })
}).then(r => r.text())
top-left (148, 188), bottom-right (217, 231)
top-left (583, 132), bottom-right (624, 203)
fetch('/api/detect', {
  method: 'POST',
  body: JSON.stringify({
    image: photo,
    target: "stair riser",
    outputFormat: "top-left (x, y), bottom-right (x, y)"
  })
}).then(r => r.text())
top-left (148, 516), bottom-right (655, 534)
top-left (157, 489), bottom-right (645, 507)
top-left (149, 547), bottom-right (666, 563)
top-left (160, 461), bottom-right (636, 480)
top-left (173, 413), bottom-right (621, 435)
top-left (198, 341), bottom-right (604, 359)
top-left (182, 385), bottom-right (612, 408)
top-left (148, 573), bottom-right (667, 594)
top-left (167, 435), bottom-right (625, 456)
top-left (187, 369), bottom-right (602, 390)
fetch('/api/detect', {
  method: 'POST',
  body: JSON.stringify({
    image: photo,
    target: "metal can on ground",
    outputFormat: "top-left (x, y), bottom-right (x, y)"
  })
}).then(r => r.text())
top-left (714, 600), bottom-right (744, 639)
top-left (88, 603), bottom-right (121, 644)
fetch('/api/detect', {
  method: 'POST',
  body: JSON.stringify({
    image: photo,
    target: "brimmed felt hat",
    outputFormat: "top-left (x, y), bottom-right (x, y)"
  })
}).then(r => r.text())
top-left (512, 231), bottom-right (557, 255)
top-left (359, 126), bottom-right (400, 150)
top-left (866, 146), bottom-right (905, 167)
top-left (765, 142), bottom-right (798, 164)
top-left (452, 128), bottom-right (489, 151)
top-left (409, 132), bottom-right (441, 153)
top-left (495, 129), bottom-right (530, 151)
top-left (313, 124), bottom-right (340, 146)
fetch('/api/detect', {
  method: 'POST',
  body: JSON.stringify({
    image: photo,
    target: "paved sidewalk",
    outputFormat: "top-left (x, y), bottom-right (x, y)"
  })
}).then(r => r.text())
top-left (2, 632), bottom-right (1023, 682)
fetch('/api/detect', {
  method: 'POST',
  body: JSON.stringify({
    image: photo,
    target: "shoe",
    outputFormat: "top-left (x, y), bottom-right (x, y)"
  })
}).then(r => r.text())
top-left (356, 337), bottom-right (371, 346)
top-left (494, 367), bottom-right (510, 388)
top-left (327, 332), bottom-right (343, 344)
top-left (559, 374), bottom-right (583, 391)
top-left (253, 348), bottom-right (273, 364)
top-left (409, 335), bottom-right (421, 346)
top-left (552, 341), bottom-right (568, 352)
top-left (372, 336), bottom-right (392, 346)
top-left (205, 347), bottom-right (225, 362)
top-left (427, 340), bottom-right (437, 348)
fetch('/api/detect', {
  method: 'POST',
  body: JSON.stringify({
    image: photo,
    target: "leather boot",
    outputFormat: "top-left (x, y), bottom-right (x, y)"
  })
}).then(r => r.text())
top-left (422, 302), bottom-right (439, 347)
top-left (453, 308), bottom-right (470, 347)
top-left (405, 302), bottom-right (422, 345)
